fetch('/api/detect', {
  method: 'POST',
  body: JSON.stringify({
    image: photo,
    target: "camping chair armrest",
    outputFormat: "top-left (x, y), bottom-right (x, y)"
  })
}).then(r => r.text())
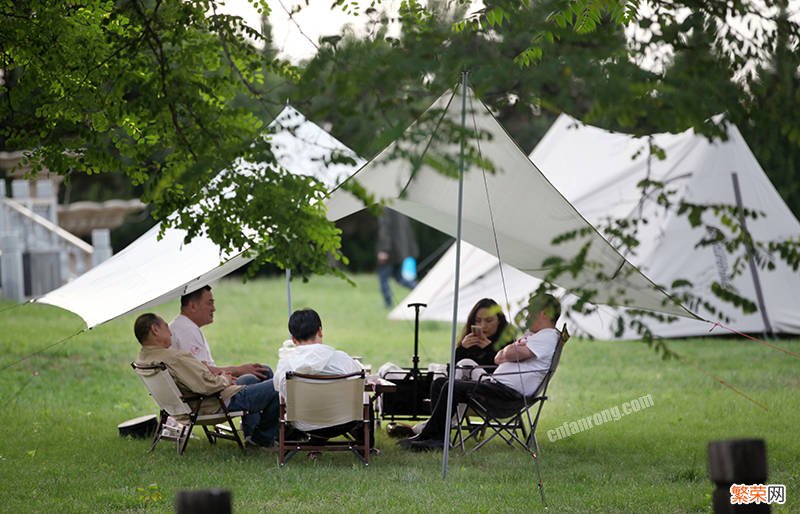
top-left (454, 364), bottom-right (497, 371)
top-left (489, 369), bottom-right (546, 377)
top-left (287, 370), bottom-right (366, 380)
top-left (130, 362), bottom-right (167, 372)
top-left (473, 369), bottom-right (544, 383)
top-left (182, 391), bottom-right (244, 416)
top-left (181, 393), bottom-right (213, 403)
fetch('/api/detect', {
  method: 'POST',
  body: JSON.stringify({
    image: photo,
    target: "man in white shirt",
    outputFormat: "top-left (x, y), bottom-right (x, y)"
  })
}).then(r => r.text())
top-left (170, 285), bottom-right (271, 382)
top-left (399, 293), bottom-right (562, 451)
top-left (274, 309), bottom-right (371, 443)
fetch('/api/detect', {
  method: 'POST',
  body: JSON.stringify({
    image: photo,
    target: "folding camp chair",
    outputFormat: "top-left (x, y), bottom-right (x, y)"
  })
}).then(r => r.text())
top-left (452, 325), bottom-right (569, 454)
top-left (278, 370), bottom-right (370, 466)
top-left (451, 325), bottom-right (569, 503)
top-left (131, 362), bottom-right (246, 455)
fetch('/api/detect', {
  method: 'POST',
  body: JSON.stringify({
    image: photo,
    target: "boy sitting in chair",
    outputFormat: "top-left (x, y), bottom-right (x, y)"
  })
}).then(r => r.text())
top-left (274, 309), bottom-right (374, 448)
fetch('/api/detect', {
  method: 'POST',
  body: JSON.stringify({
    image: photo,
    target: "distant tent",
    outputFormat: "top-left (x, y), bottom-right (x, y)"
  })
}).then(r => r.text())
top-left (326, 89), bottom-right (694, 321)
top-left (390, 113), bottom-right (800, 338)
top-left (35, 105), bottom-right (364, 328)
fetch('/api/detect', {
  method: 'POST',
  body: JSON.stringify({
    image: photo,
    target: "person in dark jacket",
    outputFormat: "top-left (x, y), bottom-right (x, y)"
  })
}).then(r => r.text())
top-left (376, 208), bottom-right (419, 307)
top-left (455, 298), bottom-right (515, 367)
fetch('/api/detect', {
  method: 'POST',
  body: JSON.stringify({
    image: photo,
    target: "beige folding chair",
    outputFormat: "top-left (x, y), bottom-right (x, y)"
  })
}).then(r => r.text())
top-left (278, 370), bottom-right (370, 465)
top-left (131, 362), bottom-right (246, 455)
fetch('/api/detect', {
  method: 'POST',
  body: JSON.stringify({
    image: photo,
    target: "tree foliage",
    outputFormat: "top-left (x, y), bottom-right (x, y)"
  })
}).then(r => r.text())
top-left (734, 1), bottom-right (800, 220)
top-left (307, 0), bottom-right (800, 345)
top-left (3, 0), bottom-right (799, 342)
top-left (1, 0), bottom-right (343, 276)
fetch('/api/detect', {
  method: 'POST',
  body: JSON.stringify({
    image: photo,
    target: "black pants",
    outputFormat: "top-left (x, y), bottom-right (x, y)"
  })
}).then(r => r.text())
top-left (418, 377), bottom-right (522, 440)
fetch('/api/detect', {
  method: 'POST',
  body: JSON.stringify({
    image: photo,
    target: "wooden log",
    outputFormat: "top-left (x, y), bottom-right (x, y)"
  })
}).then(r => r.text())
top-left (708, 439), bottom-right (769, 513)
top-left (175, 489), bottom-right (232, 514)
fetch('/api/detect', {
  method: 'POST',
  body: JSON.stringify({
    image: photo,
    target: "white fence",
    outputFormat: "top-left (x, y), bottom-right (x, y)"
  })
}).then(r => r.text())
top-left (0, 180), bottom-right (101, 301)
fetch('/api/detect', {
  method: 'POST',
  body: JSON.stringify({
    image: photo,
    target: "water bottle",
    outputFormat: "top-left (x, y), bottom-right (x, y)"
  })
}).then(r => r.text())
top-left (401, 256), bottom-right (417, 282)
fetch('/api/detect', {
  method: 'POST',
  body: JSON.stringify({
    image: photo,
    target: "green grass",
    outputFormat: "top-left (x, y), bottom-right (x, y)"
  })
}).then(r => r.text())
top-left (1, 274), bottom-right (798, 513)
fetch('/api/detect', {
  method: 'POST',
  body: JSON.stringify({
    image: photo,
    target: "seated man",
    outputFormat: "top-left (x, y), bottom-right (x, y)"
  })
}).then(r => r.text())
top-left (134, 313), bottom-right (279, 447)
top-left (170, 285), bottom-right (271, 383)
top-left (399, 293), bottom-right (561, 451)
top-left (274, 308), bottom-right (372, 446)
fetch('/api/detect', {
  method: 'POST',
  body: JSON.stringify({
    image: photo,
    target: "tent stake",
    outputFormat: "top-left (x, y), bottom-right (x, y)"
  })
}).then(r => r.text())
top-left (442, 72), bottom-right (469, 479)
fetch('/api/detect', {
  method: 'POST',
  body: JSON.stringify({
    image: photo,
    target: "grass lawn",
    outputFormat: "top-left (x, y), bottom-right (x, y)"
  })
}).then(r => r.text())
top-left (0, 274), bottom-right (798, 513)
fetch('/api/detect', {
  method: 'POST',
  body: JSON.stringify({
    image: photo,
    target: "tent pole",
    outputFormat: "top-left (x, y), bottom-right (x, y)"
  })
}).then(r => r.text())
top-left (731, 172), bottom-right (773, 339)
top-left (285, 268), bottom-right (293, 318)
top-left (442, 72), bottom-right (469, 479)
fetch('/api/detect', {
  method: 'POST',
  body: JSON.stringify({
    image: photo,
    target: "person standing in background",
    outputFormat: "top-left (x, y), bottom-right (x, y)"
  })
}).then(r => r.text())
top-left (376, 208), bottom-right (419, 308)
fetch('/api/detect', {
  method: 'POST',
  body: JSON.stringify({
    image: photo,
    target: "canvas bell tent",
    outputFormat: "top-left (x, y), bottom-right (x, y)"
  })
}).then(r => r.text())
top-left (325, 88), bottom-right (695, 321)
top-left (34, 105), bottom-right (364, 328)
top-left (390, 113), bottom-right (800, 339)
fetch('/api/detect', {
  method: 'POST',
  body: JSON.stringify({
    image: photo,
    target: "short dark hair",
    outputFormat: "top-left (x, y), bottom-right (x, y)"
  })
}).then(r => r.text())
top-left (134, 313), bottom-right (160, 343)
top-left (181, 285), bottom-right (211, 308)
top-left (529, 293), bottom-right (561, 325)
top-left (288, 309), bottom-right (322, 341)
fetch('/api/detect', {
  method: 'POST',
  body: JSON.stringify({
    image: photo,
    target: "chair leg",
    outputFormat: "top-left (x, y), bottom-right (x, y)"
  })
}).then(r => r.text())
top-left (218, 413), bottom-right (245, 450)
top-left (450, 408), bottom-right (466, 452)
top-left (228, 417), bottom-right (245, 451)
top-left (468, 415), bottom-right (525, 452)
top-left (202, 425), bottom-right (216, 445)
top-left (278, 408), bottom-right (286, 466)
top-left (363, 405), bottom-right (370, 465)
top-left (469, 416), bottom-right (509, 452)
top-left (179, 421), bottom-right (196, 455)
top-left (506, 415), bottom-right (532, 451)
top-left (529, 432), bottom-right (541, 457)
top-left (175, 424), bottom-right (188, 454)
top-left (149, 410), bottom-right (167, 453)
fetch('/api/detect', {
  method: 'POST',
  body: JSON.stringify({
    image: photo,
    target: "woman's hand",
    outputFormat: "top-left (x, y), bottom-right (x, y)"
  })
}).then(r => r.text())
top-left (461, 333), bottom-right (491, 349)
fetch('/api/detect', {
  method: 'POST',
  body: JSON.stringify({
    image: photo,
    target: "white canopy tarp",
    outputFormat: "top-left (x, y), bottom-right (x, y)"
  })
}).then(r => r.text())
top-left (390, 113), bottom-right (800, 338)
top-left (326, 88), bottom-right (695, 320)
top-left (35, 105), bottom-right (364, 328)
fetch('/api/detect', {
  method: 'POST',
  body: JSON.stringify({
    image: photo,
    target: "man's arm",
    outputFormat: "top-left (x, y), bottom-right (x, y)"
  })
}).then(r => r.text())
top-left (210, 363), bottom-right (269, 379)
top-left (494, 340), bottom-right (535, 364)
top-left (273, 358), bottom-right (291, 401)
top-left (167, 352), bottom-right (232, 395)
